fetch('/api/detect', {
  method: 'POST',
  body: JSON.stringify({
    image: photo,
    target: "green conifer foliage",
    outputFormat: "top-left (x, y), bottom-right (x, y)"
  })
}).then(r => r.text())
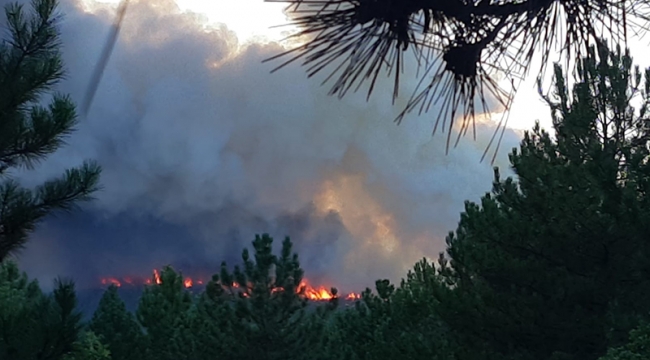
top-left (0, 0), bottom-right (101, 261)
top-left (191, 277), bottom-right (237, 359)
top-left (0, 261), bottom-right (84, 360)
top-left (600, 322), bottom-right (650, 360)
top-left (62, 331), bottom-right (111, 360)
top-left (136, 266), bottom-right (196, 360)
top-left (89, 285), bottom-right (143, 360)
top-left (331, 268), bottom-right (452, 360)
top-left (213, 234), bottom-right (337, 360)
top-left (431, 42), bottom-right (650, 360)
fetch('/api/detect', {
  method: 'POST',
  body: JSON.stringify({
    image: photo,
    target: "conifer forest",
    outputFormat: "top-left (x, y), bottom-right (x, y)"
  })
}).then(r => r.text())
top-left (3, 0), bottom-right (650, 359)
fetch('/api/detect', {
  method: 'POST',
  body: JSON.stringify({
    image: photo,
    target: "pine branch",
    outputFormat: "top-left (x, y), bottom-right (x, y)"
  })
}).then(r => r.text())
top-left (0, 95), bottom-right (77, 173)
top-left (0, 161), bottom-right (101, 260)
top-left (0, 0), bottom-right (63, 115)
top-left (0, 0), bottom-right (102, 261)
top-left (265, 0), bottom-right (650, 159)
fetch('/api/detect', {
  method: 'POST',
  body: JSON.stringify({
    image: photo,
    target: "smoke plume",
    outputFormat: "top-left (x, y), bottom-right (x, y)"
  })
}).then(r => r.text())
top-left (12, 0), bottom-right (524, 292)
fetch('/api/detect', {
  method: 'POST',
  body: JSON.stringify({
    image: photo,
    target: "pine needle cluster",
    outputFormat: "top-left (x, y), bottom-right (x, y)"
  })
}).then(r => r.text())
top-left (265, 0), bottom-right (650, 154)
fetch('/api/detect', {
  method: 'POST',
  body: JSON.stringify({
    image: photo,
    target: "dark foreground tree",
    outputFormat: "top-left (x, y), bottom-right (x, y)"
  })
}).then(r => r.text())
top-left (89, 285), bottom-right (143, 360)
top-left (136, 267), bottom-right (196, 360)
top-left (212, 234), bottom-right (337, 360)
top-left (599, 322), bottom-right (650, 360)
top-left (264, 0), bottom-right (650, 155)
top-left (191, 277), bottom-right (238, 359)
top-left (0, 261), bottom-right (85, 359)
top-left (430, 42), bottom-right (650, 360)
top-left (62, 331), bottom-right (111, 360)
top-left (330, 272), bottom-right (452, 360)
top-left (0, 0), bottom-right (101, 261)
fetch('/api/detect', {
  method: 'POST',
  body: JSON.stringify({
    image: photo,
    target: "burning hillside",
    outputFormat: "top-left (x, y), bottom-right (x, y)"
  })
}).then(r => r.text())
top-left (100, 269), bottom-right (361, 301)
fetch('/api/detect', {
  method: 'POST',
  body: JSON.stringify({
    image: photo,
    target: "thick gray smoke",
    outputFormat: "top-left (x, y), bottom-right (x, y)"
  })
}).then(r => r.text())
top-left (12, 0), bottom-right (525, 292)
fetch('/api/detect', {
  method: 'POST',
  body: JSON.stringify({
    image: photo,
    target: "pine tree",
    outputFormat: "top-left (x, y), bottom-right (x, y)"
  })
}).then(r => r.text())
top-left (89, 285), bottom-right (143, 360)
top-left (136, 266), bottom-right (196, 360)
top-left (0, 261), bottom-right (84, 359)
top-left (0, 0), bottom-right (101, 261)
top-left (191, 278), bottom-right (237, 359)
top-left (331, 269), bottom-right (452, 360)
top-left (0, 260), bottom-right (44, 358)
top-left (265, 0), bottom-right (649, 154)
top-left (383, 261), bottom-right (453, 360)
top-left (62, 331), bottom-right (112, 360)
top-left (599, 322), bottom-right (650, 360)
top-left (213, 234), bottom-right (337, 360)
top-left (431, 42), bottom-right (650, 360)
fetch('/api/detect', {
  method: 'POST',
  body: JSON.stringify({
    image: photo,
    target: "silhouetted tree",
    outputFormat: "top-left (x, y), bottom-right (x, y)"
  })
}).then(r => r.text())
top-left (0, 0), bottom-right (101, 261)
top-left (212, 234), bottom-right (337, 360)
top-left (62, 331), bottom-right (111, 360)
top-left (191, 277), bottom-right (238, 359)
top-left (330, 270), bottom-right (452, 360)
top-left (266, 0), bottom-right (650, 155)
top-left (599, 322), bottom-right (650, 360)
top-left (89, 285), bottom-right (143, 360)
top-left (0, 261), bottom-right (84, 360)
top-left (136, 267), bottom-right (196, 360)
top-left (430, 42), bottom-right (650, 360)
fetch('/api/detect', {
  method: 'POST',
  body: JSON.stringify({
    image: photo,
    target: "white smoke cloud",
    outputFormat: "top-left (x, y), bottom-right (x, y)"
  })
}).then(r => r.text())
top-left (15, 0), bottom-right (526, 292)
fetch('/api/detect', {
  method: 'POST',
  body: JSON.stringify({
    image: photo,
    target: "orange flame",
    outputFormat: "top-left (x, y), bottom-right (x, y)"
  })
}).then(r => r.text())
top-left (99, 270), bottom-right (361, 301)
top-left (298, 280), bottom-right (363, 301)
top-left (300, 280), bottom-right (333, 300)
top-left (345, 292), bottom-right (361, 301)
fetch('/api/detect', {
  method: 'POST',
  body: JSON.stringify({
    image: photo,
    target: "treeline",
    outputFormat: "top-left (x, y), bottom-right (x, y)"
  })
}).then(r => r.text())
top-left (0, 234), bottom-right (444, 360)
top-left (3, 0), bottom-right (650, 360)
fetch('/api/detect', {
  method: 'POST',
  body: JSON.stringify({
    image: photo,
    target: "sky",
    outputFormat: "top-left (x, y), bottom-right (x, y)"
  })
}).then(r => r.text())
top-left (5, 0), bottom-right (588, 292)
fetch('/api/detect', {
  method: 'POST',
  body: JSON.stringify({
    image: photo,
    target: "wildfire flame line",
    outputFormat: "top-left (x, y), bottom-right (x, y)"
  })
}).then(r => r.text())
top-left (100, 270), bottom-right (361, 301)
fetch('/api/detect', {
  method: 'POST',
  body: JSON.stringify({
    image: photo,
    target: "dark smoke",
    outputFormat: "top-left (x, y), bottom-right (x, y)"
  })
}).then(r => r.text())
top-left (9, 0), bottom-right (524, 293)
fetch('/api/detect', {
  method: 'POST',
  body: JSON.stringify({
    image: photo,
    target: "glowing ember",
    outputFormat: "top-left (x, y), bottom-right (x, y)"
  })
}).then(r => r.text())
top-left (101, 277), bottom-right (121, 287)
top-left (345, 293), bottom-right (361, 301)
top-left (99, 270), bottom-right (361, 301)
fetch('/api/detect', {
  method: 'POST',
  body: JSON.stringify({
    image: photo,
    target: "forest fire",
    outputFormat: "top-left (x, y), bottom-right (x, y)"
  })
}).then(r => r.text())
top-left (99, 270), bottom-right (361, 302)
